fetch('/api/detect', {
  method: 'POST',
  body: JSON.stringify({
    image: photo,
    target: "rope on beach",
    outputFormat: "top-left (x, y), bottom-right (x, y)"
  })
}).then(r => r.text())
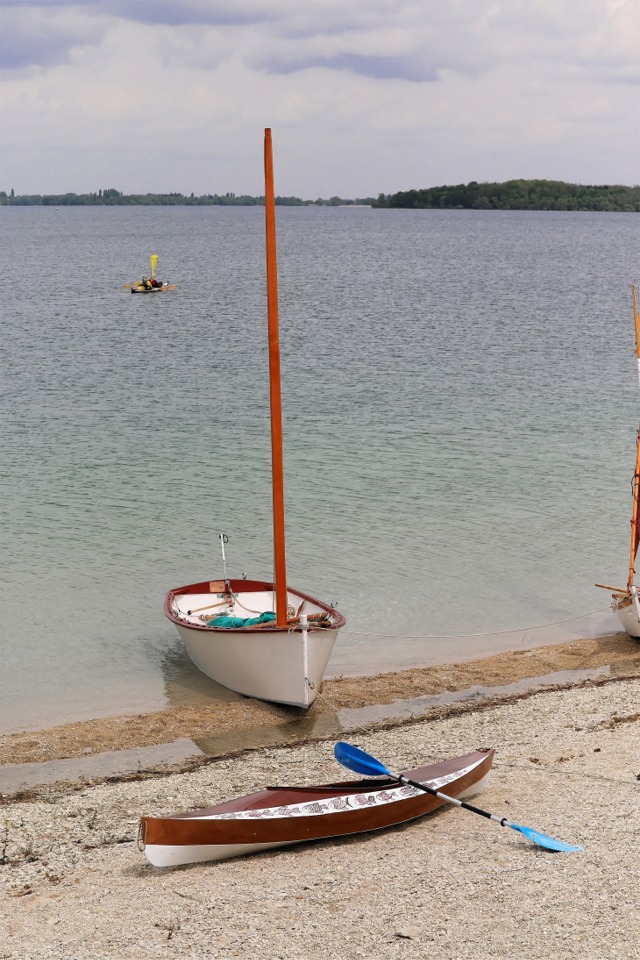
top-left (308, 683), bottom-right (375, 737)
top-left (345, 607), bottom-right (615, 641)
top-left (496, 761), bottom-right (640, 788)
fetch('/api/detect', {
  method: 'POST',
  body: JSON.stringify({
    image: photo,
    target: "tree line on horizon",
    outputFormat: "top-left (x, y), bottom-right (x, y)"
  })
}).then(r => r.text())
top-left (0, 188), bottom-right (370, 207)
top-left (372, 179), bottom-right (639, 212)
top-left (1, 180), bottom-right (638, 211)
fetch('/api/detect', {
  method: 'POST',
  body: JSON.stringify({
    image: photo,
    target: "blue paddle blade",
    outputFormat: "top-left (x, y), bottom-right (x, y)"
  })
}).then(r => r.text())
top-left (334, 742), bottom-right (582, 853)
top-left (511, 823), bottom-right (583, 852)
top-left (334, 741), bottom-right (392, 778)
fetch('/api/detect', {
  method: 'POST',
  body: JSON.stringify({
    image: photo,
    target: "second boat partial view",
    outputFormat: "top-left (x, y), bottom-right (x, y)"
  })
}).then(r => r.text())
top-left (596, 283), bottom-right (640, 638)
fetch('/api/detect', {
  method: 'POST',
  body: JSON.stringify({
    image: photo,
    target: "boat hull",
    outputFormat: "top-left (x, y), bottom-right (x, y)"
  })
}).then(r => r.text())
top-left (165, 579), bottom-right (345, 707)
top-left (612, 594), bottom-right (640, 637)
top-left (139, 748), bottom-right (494, 867)
top-left (130, 284), bottom-right (173, 293)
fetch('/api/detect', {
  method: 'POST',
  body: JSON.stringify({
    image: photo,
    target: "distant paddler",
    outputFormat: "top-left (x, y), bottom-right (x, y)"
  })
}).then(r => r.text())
top-left (125, 253), bottom-right (177, 293)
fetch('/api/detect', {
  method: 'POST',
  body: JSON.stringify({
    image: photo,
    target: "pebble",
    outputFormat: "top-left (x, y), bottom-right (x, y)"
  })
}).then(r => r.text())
top-left (0, 679), bottom-right (638, 960)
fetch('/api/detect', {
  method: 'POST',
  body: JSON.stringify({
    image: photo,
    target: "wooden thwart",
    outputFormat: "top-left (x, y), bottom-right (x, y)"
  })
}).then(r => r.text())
top-left (186, 599), bottom-right (231, 615)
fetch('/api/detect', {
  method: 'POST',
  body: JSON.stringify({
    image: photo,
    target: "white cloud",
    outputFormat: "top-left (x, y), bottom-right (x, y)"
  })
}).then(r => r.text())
top-left (0, 0), bottom-right (638, 195)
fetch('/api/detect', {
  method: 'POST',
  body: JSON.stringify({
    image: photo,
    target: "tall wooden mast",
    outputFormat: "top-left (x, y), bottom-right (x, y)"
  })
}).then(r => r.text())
top-left (264, 128), bottom-right (288, 625)
top-left (628, 284), bottom-right (640, 590)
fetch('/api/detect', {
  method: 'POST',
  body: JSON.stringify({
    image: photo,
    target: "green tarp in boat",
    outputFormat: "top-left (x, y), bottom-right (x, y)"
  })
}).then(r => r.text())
top-left (205, 611), bottom-right (276, 628)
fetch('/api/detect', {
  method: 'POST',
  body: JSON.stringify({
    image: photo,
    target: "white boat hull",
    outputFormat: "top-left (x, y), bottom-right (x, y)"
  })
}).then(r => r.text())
top-left (165, 579), bottom-right (345, 708)
top-left (612, 593), bottom-right (640, 637)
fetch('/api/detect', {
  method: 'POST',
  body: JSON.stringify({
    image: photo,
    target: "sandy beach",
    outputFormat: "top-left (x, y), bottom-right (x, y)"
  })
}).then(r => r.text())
top-left (1, 633), bottom-right (638, 959)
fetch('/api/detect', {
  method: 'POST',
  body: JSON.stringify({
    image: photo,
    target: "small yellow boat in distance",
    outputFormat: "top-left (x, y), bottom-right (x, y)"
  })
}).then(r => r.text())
top-left (125, 253), bottom-right (177, 293)
top-left (128, 282), bottom-right (177, 294)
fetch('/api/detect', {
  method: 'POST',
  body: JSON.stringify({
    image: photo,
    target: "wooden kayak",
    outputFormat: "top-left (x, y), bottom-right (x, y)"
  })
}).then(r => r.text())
top-left (138, 747), bottom-right (494, 867)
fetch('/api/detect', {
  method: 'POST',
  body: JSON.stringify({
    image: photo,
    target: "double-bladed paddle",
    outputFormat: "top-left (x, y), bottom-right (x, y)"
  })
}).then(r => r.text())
top-left (334, 741), bottom-right (582, 853)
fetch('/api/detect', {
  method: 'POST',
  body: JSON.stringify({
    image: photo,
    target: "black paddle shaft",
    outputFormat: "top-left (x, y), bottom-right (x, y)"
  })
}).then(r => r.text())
top-left (400, 775), bottom-right (505, 826)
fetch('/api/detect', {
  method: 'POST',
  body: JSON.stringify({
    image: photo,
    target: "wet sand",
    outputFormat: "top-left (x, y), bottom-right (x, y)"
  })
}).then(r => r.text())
top-left (1, 632), bottom-right (638, 781)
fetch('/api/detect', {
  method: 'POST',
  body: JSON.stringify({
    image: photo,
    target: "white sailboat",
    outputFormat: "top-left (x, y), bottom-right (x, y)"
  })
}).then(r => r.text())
top-left (597, 284), bottom-right (640, 637)
top-left (164, 130), bottom-right (346, 707)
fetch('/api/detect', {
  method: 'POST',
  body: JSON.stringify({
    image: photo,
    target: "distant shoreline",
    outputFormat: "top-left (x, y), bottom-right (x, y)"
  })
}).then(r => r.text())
top-left (2, 179), bottom-right (638, 211)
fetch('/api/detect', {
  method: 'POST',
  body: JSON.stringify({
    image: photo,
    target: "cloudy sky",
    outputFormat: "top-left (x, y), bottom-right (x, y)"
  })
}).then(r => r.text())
top-left (1, 0), bottom-right (638, 198)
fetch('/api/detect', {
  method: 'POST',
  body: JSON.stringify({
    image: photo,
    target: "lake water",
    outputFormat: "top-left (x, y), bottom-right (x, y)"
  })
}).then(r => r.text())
top-left (1, 205), bottom-right (638, 734)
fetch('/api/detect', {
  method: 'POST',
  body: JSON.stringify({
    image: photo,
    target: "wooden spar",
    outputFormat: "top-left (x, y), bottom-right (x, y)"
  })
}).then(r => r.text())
top-left (264, 128), bottom-right (288, 626)
top-left (633, 284), bottom-right (640, 389)
top-left (627, 428), bottom-right (640, 590)
top-left (627, 286), bottom-right (640, 591)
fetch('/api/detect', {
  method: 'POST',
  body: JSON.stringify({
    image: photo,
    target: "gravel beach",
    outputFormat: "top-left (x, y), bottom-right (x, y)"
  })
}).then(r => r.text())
top-left (1, 639), bottom-right (638, 960)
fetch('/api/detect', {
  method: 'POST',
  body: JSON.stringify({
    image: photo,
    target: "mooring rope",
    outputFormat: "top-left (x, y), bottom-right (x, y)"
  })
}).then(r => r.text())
top-left (345, 607), bottom-right (614, 641)
top-left (496, 761), bottom-right (640, 787)
top-left (306, 682), bottom-right (374, 738)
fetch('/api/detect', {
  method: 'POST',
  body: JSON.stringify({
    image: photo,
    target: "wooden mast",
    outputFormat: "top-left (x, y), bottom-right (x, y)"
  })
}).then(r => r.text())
top-left (628, 284), bottom-right (640, 591)
top-left (264, 128), bottom-right (288, 626)
top-left (632, 284), bottom-right (640, 388)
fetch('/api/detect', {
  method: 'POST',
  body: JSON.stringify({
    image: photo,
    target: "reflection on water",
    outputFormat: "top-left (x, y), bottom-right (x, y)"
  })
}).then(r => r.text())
top-left (192, 709), bottom-right (341, 757)
top-left (161, 640), bottom-right (244, 707)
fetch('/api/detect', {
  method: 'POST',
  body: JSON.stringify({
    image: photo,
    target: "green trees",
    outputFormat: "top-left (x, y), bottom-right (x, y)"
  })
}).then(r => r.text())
top-left (0, 191), bottom-right (356, 207)
top-left (372, 180), bottom-right (640, 211)
top-left (1, 181), bottom-right (637, 210)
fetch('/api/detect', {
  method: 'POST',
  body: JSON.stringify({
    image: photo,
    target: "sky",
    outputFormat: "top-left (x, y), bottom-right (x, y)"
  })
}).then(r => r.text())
top-left (0, 0), bottom-right (638, 199)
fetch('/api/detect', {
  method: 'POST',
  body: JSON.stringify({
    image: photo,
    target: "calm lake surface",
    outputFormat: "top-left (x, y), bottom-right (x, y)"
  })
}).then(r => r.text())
top-left (1, 205), bottom-right (638, 734)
